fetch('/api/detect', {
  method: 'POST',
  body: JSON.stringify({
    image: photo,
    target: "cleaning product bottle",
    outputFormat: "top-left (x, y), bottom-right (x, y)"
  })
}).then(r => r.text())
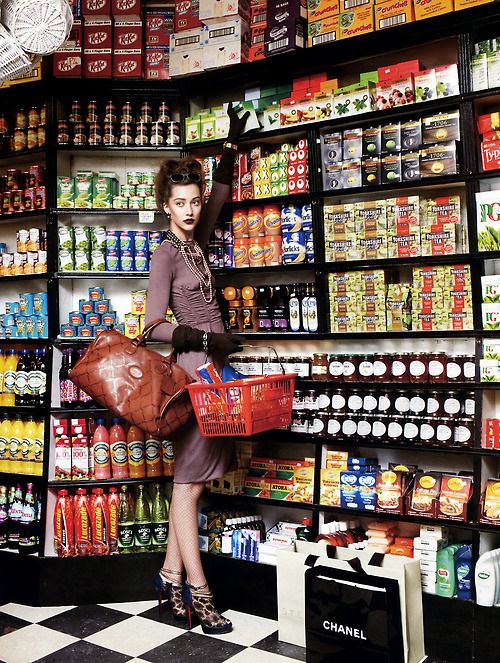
top-left (475, 549), bottom-right (499, 607)
top-left (436, 544), bottom-right (461, 598)
top-left (455, 544), bottom-right (472, 601)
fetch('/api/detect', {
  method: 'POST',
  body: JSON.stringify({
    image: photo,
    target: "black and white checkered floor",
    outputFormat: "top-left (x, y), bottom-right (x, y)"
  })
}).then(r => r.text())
top-left (0, 600), bottom-right (306, 663)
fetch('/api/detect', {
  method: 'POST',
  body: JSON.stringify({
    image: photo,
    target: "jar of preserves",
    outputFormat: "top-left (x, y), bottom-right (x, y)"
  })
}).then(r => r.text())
top-left (69, 100), bottom-right (82, 123)
top-left (387, 416), bottom-right (404, 443)
top-left (347, 389), bottom-right (363, 414)
top-left (404, 417), bottom-right (419, 444)
top-left (312, 411), bottom-right (329, 438)
top-left (327, 413), bottom-right (342, 439)
top-left (305, 389), bottom-right (318, 412)
top-left (394, 393), bottom-right (411, 415)
top-left (37, 124), bottom-right (46, 148)
top-left (341, 415), bottom-right (358, 442)
top-left (428, 352), bottom-right (446, 383)
top-left (16, 109), bottom-right (27, 129)
top-left (165, 122), bottom-right (181, 145)
top-left (436, 418), bottom-right (453, 447)
top-left (311, 353), bottom-right (328, 381)
top-left (157, 102), bottom-right (170, 123)
top-left (13, 128), bottom-right (27, 152)
top-left (140, 102), bottom-right (153, 123)
top-left (464, 392), bottom-right (475, 417)
top-left (372, 415), bottom-right (388, 440)
top-left (119, 122), bottom-right (134, 146)
top-left (373, 353), bottom-right (390, 382)
top-left (135, 121), bottom-right (149, 146)
top-left (121, 101), bottom-right (133, 123)
top-left (343, 355), bottom-right (359, 382)
top-left (104, 101), bottom-right (117, 122)
top-left (454, 418), bottom-right (474, 448)
top-left (103, 122), bottom-right (117, 146)
top-left (463, 355), bottom-right (475, 382)
top-left (150, 122), bottom-right (165, 146)
top-left (377, 391), bottom-right (393, 414)
top-left (28, 107), bottom-right (40, 127)
top-left (427, 391), bottom-right (443, 417)
top-left (409, 353), bottom-right (428, 383)
top-left (391, 353), bottom-right (409, 382)
top-left (27, 126), bottom-right (38, 150)
top-left (73, 122), bottom-right (87, 146)
top-left (363, 390), bottom-right (378, 414)
top-left (443, 391), bottom-right (463, 416)
top-left (291, 410), bottom-right (308, 434)
top-left (357, 416), bottom-right (372, 441)
top-left (328, 354), bottom-right (344, 382)
top-left (358, 355), bottom-right (374, 381)
top-left (317, 390), bottom-right (331, 411)
top-left (446, 355), bottom-right (463, 382)
top-left (331, 389), bottom-right (346, 414)
top-left (86, 100), bottom-right (98, 123)
top-left (88, 122), bottom-right (102, 146)
top-left (420, 418), bottom-right (436, 446)
top-left (410, 392), bottom-right (426, 416)
top-left (293, 390), bottom-right (304, 411)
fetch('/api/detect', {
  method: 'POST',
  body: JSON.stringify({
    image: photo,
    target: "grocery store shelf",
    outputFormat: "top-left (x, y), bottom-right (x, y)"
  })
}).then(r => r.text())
top-left (320, 174), bottom-right (466, 199)
top-left (224, 192), bottom-right (311, 210)
top-left (54, 336), bottom-right (169, 345)
top-left (296, 379), bottom-right (477, 391)
top-left (0, 471), bottom-right (45, 481)
top-left (213, 263), bottom-right (315, 276)
top-left (0, 273), bottom-right (50, 282)
top-left (52, 208), bottom-right (160, 216)
top-left (56, 271), bottom-right (149, 279)
top-left (2, 404), bottom-right (49, 414)
top-left (56, 146), bottom-right (182, 156)
top-left (0, 338), bottom-right (51, 346)
top-left (48, 476), bottom-right (173, 488)
top-left (0, 148), bottom-right (46, 165)
top-left (0, 210), bottom-right (47, 223)
top-left (320, 253), bottom-right (473, 273)
top-left (51, 407), bottom-right (108, 416)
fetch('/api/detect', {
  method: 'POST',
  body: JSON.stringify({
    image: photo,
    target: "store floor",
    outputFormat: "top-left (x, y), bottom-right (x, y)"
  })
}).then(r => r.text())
top-left (0, 600), bottom-right (307, 663)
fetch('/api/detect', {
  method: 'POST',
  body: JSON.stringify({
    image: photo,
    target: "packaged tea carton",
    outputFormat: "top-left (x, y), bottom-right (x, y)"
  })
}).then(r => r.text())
top-left (476, 190), bottom-right (500, 251)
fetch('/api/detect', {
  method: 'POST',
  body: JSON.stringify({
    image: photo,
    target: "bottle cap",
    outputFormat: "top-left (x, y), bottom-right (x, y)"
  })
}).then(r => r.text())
top-left (109, 486), bottom-right (117, 493)
top-left (96, 418), bottom-right (105, 424)
top-left (58, 489), bottom-right (68, 496)
top-left (76, 488), bottom-right (86, 495)
top-left (94, 487), bottom-right (104, 494)
top-left (302, 517), bottom-right (312, 526)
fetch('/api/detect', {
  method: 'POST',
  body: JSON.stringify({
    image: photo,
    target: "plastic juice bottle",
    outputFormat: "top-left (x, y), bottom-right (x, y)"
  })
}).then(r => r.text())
top-left (127, 425), bottom-right (146, 479)
top-left (3, 350), bottom-right (18, 407)
top-left (9, 416), bottom-right (24, 474)
top-left (53, 489), bottom-right (74, 557)
top-left (0, 414), bottom-right (12, 473)
top-left (109, 418), bottom-right (128, 479)
top-left (21, 416), bottom-right (37, 475)
top-left (8, 484), bottom-right (23, 548)
top-left (18, 483), bottom-right (36, 555)
top-left (151, 483), bottom-right (169, 551)
top-left (74, 488), bottom-right (91, 556)
top-left (108, 486), bottom-right (119, 554)
top-left (145, 435), bottom-right (162, 477)
top-left (91, 487), bottom-right (110, 555)
top-left (161, 439), bottom-right (175, 477)
top-left (14, 349), bottom-right (31, 406)
top-left (118, 485), bottom-right (135, 554)
top-left (0, 349), bottom-right (5, 405)
top-left (34, 420), bottom-right (44, 476)
top-left (92, 418), bottom-right (111, 480)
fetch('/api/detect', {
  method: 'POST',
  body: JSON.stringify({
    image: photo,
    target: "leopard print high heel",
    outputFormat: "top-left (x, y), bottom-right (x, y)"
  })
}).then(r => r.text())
top-left (182, 583), bottom-right (232, 634)
top-left (154, 569), bottom-right (188, 622)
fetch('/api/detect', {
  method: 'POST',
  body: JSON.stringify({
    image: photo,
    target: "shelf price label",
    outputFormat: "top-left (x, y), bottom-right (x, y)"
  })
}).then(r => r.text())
top-left (138, 211), bottom-right (155, 224)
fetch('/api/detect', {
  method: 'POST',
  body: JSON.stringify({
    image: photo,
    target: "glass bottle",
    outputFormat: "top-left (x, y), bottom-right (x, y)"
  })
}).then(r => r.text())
top-left (118, 486), bottom-right (135, 554)
top-left (151, 483), bottom-right (169, 551)
top-left (134, 484), bottom-right (152, 552)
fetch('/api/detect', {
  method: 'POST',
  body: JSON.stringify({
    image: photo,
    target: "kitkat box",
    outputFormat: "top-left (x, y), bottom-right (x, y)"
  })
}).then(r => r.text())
top-left (175, 0), bottom-right (202, 31)
top-left (111, 0), bottom-right (141, 15)
top-left (145, 10), bottom-right (175, 45)
top-left (53, 51), bottom-right (82, 76)
top-left (413, 0), bottom-right (453, 20)
top-left (82, 0), bottom-right (111, 16)
top-left (83, 18), bottom-right (113, 48)
top-left (113, 50), bottom-right (142, 77)
top-left (113, 20), bottom-right (143, 49)
top-left (144, 47), bottom-right (170, 79)
top-left (83, 49), bottom-right (112, 76)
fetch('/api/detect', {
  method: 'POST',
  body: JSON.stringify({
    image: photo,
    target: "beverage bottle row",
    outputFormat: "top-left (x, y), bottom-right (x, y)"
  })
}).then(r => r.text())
top-left (0, 482), bottom-right (40, 553)
top-left (220, 514), bottom-right (267, 555)
top-left (0, 348), bottom-right (48, 406)
top-left (53, 483), bottom-right (169, 556)
top-left (0, 414), bottom-right (44, 475)
top-left (59, 348), bottom-right (95, 408)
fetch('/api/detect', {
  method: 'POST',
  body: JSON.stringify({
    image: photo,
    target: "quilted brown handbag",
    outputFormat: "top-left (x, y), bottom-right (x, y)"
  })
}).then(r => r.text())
top-left (69, 319), bottom-right (193, 437)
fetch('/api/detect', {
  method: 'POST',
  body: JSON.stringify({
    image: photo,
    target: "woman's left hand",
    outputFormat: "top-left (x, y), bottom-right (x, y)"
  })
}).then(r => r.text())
top-left (227, 101), bottom-right (250, 142)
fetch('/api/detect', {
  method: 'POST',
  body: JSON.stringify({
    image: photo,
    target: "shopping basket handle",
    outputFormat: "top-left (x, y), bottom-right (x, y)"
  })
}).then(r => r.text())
top-left (240, 344), bottom-right (286, 375)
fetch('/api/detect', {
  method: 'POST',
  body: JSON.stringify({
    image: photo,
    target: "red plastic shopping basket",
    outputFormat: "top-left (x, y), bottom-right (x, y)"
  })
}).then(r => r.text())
top-left (186, 373), bottom-right (297, 437)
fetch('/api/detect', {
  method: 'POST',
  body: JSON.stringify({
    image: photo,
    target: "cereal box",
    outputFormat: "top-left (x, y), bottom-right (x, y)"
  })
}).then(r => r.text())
top-left (320, 468), bottom-right (341, 506)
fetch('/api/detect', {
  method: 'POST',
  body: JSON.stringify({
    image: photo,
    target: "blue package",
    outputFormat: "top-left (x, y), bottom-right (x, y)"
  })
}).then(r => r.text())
top-left (221, 363), bottom-right (248, 381)
top-left (106, 250), bottom-right (120, 271)
top-left (340, 472), bottom-right (360, 509)
top-left (301, 204), bottom-right (313, 231)
top-left (33, 292), bottom-right (48, 315)
top-left (26, 316), bottom-right (39, 339)
top-left (120, 250), bottom-right (134, 272)
top-left (60, 324), bottom-right (77, 337)
top-left (15, 316), bottom-right (27, 337)
top-left (148, 231), bottom-right (164, 256)
top-left (134, 250), bottom-right (149, 272)
top-left (6, 301), bottom-right (20, 314)
top-left (106, 230), bottom-right (120, 253)
top-left (19, 293), bottom-right (34, 316)
top-left (3, 314), bottom-right (15, 327)
top-left (304, 230), bottom-right (315, 262)
top-left (281, 205), bottom-right (303, 232)
top-left (37, 315), bottom-right (48, 338)
top-left (133, 231), bottom-right (149, 253)
top-left (120, 230), bottom-right (134, 253)
top-left (282, 231), bottom-right (306, 264)
top-left (5, 325), bottom-right (19, 338)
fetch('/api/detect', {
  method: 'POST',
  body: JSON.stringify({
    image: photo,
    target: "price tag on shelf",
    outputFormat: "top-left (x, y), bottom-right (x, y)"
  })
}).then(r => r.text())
top-left (138, 211), bottom-right (155, 224)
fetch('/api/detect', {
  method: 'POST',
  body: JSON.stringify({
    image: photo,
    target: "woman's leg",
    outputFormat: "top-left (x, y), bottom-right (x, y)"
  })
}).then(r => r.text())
top-left (161, 512), bottom-right (183, 580)
top-left (168, 481), bottom-right (206, 586)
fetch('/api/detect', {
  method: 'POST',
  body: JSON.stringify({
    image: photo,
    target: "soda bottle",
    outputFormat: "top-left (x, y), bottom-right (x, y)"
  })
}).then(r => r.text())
top-left (3, 349), bottom-right (18, 407)
top-left (0, 486), bottom-right (8, 549)
top-left (76, 349), bottom-right (94, 407)
top-left (118, 485), bottom-right (135, 554)
top-left (110, 418), bottom-right (128, 479)
top-left (33, 420), bottom-right (44, 476)
top-left (9, 415), bottom-right (25, 474)
top-left (14, 349), bottom-right (31, 406)
top-left (134, 484), bottom-right (152, 551)
top-left (18, 483), bottom-right (37, 554)
top-left (151, 483), bottom-right (169, 551)
top-left (29, 348), bottom-right (47, 407)
top-left (161, 439), bottom-right (175, 477)
top-left (74, 488), bottom-right (91, 556)
top-left (296, 517), bottom-right (314, 541)
top-left (21, 416), bottom-right (37, 475)
top-left (0, 413), bottom-right (12, 472)
top-left (59, 349), bottom-right (78, 408)
top-left (53, 488), bottom-right (74, 557)
top-left (0, 349), bottom-right (5, 406)
top-left (145, 435), bottom-right (162, 477)
top-left (91, 487), bottom-right (110, 555)
top-left (92, 418), bottom-right (111, 480)
top-left (127, 425), bottom-right (146, 479)
top-left (8, 484), bottom-right (23, 549)
top-left (108, 486), bottom-right (119, 554)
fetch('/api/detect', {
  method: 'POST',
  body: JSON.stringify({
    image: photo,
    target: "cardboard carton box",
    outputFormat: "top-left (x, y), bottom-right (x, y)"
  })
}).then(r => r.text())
top-left (203, 17), bottom-right (250, 69)
top-left (145, 10), bottom-right (175, 46)
top-left (83, 18), bottom-right (112, 49)
top-left (53, 50), bottom-right (82, 77)
top-left (83, 49), bottom-right (112, 77)
top-left (82, 0), bottom-right (111, 16)
top-left (339, 5), bottom-right (374, 40)
top-left (265, 0), bottom-right (306, 55)
top-left (170, 27), bottom-right (207, 76)
top-left (375, 0), bottom-right (414, 30)
top-left (199, 0), bottom-right (250, 20)
top-left (308, 13), bottom-right (339, 47)
top-left (174, 0), bottom-right (202, 31)
top-left (113, 49), bottom-right (142, 77)
top-left (111, 0), bottom-right (141, 15)
top-left (413, 0), bottom-right (453, 20)
top-left (144, 47), bottom-right (170, 80)
top-left (113, 20), bottom-right (143, 49)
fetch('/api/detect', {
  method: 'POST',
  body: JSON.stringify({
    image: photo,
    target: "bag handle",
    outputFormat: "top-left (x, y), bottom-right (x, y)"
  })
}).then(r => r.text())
top-left (368, 552), bottom-right (385, 567)
top-left (131, 318), bottom-right (169, 347)
top-left (241, 344), bottom-right (286, 374)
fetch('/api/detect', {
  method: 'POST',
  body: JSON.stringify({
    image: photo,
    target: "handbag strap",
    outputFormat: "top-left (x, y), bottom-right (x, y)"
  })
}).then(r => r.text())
top-left (368, 552), bottom-right (385, 567)
top-left (132, 318), bottom-right (169, 346)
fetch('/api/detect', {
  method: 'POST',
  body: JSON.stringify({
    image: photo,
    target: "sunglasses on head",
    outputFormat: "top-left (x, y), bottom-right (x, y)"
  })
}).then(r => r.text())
top-left (169, 172), bottom-right (201, 184)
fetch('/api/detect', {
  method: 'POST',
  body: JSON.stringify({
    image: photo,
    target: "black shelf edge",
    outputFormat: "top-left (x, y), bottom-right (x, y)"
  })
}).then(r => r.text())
top-left (0, 338), bottom-right (51, 345)
top-left (2, 405), bottom-right (49, 414)
top-left (206, 492), bottom-right (315, 511)
top-left (0, 148), bottom-right (46, 164)
top-left (320, 175), bottom-right (466, 198)
top-left (52, 208), bottom-right (160, 216)
top-left (475, 251), bottom-right (500, 261)
top-left (296, 379), bottom-right (478, 391)
top-left (320, 253), bottom-right (473, 273)
top-left (48, 476), bottom-right (173, 488)
top-left (0, 471), bottom-right (44, 481)
top-left (223, 192), bottom-right (311, 210)
top-left (51, 407), bottom-right (108, 416)
top-left (213, 263), bottom-right (315, 277)
top-left (56, 146), bottom-right (182, 155)
top-left (473, 170), bottom-right (500, 180)
top-left (0, 273), bottom-right (50, 283)
top-left (53, 336), bottom-right (169, 345)
top-left (0, 210), bottom-right (47, 223)
top-left (55, 271), bottom-right (149, 279)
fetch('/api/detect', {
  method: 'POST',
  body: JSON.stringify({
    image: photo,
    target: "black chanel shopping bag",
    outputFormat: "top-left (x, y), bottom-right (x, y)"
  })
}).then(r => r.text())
top-left (305, 560), bottom-right (405, 663)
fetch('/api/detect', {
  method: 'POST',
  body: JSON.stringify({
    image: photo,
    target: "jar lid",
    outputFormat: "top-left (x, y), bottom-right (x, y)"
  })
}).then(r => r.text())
top-left (223, 286), bottom-right (239, 301)
top-left (242, 299), bottom-right (257, 306)
top-left (242, 285), bottom-right (255, 300)
top-left (228, 299), bottom-right (242, 307)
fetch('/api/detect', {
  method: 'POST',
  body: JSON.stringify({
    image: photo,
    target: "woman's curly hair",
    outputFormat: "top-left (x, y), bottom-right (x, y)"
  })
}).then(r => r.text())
top-left (155, 158), bottom-right (203, 219)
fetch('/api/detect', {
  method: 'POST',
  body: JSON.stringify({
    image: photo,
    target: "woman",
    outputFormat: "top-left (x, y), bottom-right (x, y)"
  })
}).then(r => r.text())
top-left (145, 103), bottom-right (248, 634)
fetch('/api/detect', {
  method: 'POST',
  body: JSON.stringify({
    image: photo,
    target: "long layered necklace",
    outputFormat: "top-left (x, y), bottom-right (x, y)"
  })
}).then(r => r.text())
top-left (164, 229), bottom-right (214, 304)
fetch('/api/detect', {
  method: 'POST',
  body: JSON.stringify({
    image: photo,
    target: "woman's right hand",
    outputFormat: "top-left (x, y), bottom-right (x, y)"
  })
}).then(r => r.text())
top-left (207, 332), bottom-right (244, 356)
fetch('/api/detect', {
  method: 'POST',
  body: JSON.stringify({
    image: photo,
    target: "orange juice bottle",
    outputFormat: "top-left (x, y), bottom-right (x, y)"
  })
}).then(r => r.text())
top-left (145, 435), bottom-right (162, 477)
top-left (3, 350), bottom-right (18, 407)
top-left (9, 415), bottom-right (24, 474)
top-left (22, 416), bottom-right (38, 475)
top-left (127, 425), bottom-right (146, 479)
top-left (109, 418), bottom-right (128, 480)
top-left (34, 420), bottom-right (44, 476)
top-left (0, 349), bottom-right (5, 406)
top-left (0, 414), bottom-right (12, 472)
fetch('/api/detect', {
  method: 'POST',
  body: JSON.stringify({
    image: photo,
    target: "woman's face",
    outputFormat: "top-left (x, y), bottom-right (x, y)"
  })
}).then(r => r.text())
top-left (164, 183), bottom-right (202, 240)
